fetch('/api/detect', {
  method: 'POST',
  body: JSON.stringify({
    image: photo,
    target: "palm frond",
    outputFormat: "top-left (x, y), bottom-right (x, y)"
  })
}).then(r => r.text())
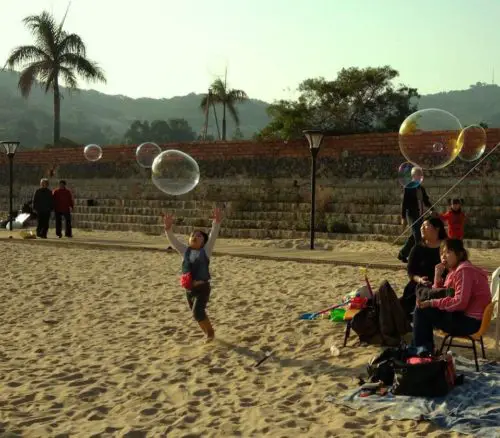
top-left (18, 62), bottom-right (50, 98)
top-left (59, 53), bottom-right (106, 83)
top-left (23, 11), bottom-right (58, 54)
top-left (226, 103), bottom-right (240, 125)
top-left (4, 45), bottom-right (50, 69)
top-left (227, 89), bottom-right (248, 103)
top-left (59, 66), bottom-right (78, 90)
top-left (210, 78), bottom-right (226, 96)
top-left (58, 33), bottom-right (86, 56)
top-left (200, 94), bottom-right (209, 110)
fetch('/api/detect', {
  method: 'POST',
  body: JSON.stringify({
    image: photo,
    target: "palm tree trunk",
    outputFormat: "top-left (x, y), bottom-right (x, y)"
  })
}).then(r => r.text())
top-left (222, 102), bottom-right (227, 141)
top-left (53, 79), bottom-right (61, 146)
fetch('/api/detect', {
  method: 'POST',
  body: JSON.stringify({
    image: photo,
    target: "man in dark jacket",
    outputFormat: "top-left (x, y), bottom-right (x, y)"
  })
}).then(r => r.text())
top-left (53, 180), bottom-right (74, 238)
top-left (33, 178), bottom-right (54, 238)
top-left (398, 167), bottom-right (434, 263)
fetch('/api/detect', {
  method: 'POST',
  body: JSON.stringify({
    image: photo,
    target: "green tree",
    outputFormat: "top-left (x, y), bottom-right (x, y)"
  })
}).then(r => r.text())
top-left (4, 11), bottom-right (106, 145)
top-left (258, 66), bottom-right (419, 140)
top-left (124, 118), bottom-right (196, 144)
top-left (200, 77), bottom-right (248, 141)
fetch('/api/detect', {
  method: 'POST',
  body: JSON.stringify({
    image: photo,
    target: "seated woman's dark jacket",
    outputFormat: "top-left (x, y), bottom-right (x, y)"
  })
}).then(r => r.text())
top-left (400, 244), bottom-right (443, 318)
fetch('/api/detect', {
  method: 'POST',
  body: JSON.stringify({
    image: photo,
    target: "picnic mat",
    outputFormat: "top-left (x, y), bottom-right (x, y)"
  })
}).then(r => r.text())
top-left (328, 356), bottom-right (500, 438)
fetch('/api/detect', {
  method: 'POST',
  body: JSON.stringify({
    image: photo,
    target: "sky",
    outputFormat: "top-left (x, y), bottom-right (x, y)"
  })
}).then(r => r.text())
top-left (1, 0), bottom-right (499, 103)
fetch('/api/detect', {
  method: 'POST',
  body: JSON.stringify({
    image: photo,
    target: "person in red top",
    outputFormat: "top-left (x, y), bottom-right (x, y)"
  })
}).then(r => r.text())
top-left (440, 198), bottom-right (466, 240)
top-left (52, 180), bottom-right (74, 238)
top-left (412, 239), bottom-right (491, 352)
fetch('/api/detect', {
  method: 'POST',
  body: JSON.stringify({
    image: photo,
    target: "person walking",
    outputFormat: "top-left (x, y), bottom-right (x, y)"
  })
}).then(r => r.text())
top-left (32, 178), bottom-right (54, 239)
top-left (53, 180), bottom-right (74, 238)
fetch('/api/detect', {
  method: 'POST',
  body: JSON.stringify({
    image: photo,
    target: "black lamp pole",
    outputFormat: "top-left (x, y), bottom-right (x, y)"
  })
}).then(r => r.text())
top-left (1, 141), bottom-right (20, 233)
top-left (303, 130), bottom-right (325, 250)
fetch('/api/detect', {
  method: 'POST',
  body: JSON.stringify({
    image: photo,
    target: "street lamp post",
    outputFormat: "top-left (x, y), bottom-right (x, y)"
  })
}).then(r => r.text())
top-left (1, 141), bottom-right (20, 232)
top-left (303, 130), bottom-right (324, 250)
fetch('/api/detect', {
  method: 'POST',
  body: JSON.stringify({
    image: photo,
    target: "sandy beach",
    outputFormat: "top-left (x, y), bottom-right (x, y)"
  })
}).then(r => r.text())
top-left (0, 234), bottom-right (498, 437)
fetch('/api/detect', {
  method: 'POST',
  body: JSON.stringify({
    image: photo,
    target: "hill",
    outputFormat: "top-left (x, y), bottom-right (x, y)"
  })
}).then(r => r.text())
top-left (1, 70), bottom-right (499, 149)
top-left (0, 70), bottom-right (270, 148)
top-left (417, 82), bottom-right (500, 127)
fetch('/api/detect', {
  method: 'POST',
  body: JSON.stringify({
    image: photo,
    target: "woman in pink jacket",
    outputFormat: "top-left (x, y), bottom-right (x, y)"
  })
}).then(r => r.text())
top-left (413, 238), bottom-right (491, 352)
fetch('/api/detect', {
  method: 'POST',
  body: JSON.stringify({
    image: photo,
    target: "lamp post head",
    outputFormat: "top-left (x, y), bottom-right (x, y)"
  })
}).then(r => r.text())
top-left (303, 130), bottom-right (324, 151)
top-left (1, 141), bottom-right (20, 157)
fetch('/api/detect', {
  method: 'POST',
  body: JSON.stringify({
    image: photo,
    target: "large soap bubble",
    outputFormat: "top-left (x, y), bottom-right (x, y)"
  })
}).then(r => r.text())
top-left (398, 162), bottom-right (423, 189)
top-left (136, 142), bottom-right (161, 168)
top-left (84, 144), bottom-right (102, 162)
top-left (399, 109), bottom-right (463, 170)
top-left (151, 150), bottom-right (200, 196)
top-left (457, 124), bottom-right (487, 162)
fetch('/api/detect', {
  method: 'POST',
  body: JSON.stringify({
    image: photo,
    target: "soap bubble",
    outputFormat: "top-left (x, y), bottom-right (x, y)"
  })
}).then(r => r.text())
top-left (457, 124), bottom-right (487, 162)
top-left (136, 142), bottom-right (161, 168)
top-left (399, 108), bottom-right (463, 170)
top-left (151, 150), bottom-right (200, 196)
top-left (84, 144), bottom-right (102, 162)
top-left (398, 162), bottom-right (423, 189)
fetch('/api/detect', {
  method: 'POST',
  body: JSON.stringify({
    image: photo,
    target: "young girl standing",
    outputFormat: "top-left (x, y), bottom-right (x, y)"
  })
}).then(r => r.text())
top-left (163, 208), bottom-right (223, 342)
top-left (440, 199), bottom-right (466, 240)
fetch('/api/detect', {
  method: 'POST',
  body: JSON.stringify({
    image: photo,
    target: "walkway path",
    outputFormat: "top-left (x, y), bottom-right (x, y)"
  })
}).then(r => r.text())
top-left (1, 229), bottom-right (498, 273)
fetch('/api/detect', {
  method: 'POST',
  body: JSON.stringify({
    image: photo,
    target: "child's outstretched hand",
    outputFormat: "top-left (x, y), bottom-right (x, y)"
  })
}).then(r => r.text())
top-left (162, 213), bottom-right (174, 231)
top-left (212, 207), bottom-right (223, 224)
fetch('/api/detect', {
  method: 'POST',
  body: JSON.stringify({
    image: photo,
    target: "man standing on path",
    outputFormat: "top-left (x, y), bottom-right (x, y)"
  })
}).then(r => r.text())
top-left (53, 180), bottom-right (74, 238)
top-left (32, 178), bottom-right (54, 239)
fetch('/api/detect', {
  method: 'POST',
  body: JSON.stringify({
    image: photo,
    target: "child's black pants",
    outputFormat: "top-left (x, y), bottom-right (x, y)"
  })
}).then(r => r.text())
top-left (186, 283), bottom-right (211, 321)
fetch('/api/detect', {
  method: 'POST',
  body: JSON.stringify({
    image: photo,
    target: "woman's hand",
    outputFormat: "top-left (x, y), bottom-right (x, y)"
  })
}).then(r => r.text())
top-left (416, 299), bottom-right (432, 309)
top-left (212, 207), bottom-right (223, 224)
top-left (162, 213), bottom-right (174, 231)
top-left (435, 263), bottom-right (446, 278)
top-left (418, 276), bottom-right (431, 287)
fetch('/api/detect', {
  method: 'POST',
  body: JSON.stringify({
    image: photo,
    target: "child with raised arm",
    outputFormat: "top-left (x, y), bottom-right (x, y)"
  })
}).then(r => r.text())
top-left (163, 208), bottom-right (223, 342)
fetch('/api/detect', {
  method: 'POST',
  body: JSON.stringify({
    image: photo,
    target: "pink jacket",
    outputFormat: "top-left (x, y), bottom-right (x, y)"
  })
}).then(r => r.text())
top-left (432, 261), bottom-right (491, 320)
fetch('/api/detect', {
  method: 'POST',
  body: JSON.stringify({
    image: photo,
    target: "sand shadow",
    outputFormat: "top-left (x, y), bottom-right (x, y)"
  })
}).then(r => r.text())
top-left (215, 338), bottom-right (353, 376)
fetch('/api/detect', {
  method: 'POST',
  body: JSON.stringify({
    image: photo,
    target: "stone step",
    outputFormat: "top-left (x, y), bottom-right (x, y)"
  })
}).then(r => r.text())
top-left (70, 198), bottom-right (500, 215)
top-left (72, 220), bottom-right (500, 249)
top-left (73, 207), bottom-right (404, 225)
top-left (72, 205), bottom-right (500, 229)
top-left (71, 213), bottom-right (499, 242)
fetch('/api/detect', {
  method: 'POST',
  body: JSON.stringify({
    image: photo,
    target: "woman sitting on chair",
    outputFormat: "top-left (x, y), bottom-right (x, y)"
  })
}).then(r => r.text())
top-left (412, 239), bottom-right (491, 352)
top-left (400, 217), bottom-right (447, 321)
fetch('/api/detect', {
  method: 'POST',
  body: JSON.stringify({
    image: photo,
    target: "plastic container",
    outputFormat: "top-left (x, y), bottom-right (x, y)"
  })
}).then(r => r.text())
top-left (330, 308), bottom-right (346, 322)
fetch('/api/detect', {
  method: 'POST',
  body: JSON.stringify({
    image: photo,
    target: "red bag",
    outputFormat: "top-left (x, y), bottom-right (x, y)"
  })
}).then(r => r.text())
top-left (180, 272), bottom-right (192, 289)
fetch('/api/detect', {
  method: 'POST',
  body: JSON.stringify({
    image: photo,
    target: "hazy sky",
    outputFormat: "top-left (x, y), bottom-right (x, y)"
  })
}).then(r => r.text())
top-left (1, 0), bottom-right (498, 102)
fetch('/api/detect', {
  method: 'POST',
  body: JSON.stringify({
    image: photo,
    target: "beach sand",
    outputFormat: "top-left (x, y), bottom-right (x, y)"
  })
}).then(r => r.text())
top-left (0, 235), bottom-right (497, 437)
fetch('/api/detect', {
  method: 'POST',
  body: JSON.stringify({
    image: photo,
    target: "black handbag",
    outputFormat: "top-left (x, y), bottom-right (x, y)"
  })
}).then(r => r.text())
top-left (392, 358), bottom-right (451, 397)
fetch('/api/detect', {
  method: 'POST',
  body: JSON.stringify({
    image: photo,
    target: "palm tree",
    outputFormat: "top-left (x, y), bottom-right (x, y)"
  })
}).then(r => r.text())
top-left (200, 74), bottom-right (248, 141)
top-left (4, 11), bottom-right (106, 145)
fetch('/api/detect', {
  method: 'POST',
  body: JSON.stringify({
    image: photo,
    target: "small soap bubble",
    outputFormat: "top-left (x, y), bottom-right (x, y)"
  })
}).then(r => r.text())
top-left (84, 144), bottom-right (102, 162)
top-left (136, 142), bottom-right (161, 168)
top-left (398, 161), bottom-right (423, 189)
top-left (457, 124), bottom-right (487, 162)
